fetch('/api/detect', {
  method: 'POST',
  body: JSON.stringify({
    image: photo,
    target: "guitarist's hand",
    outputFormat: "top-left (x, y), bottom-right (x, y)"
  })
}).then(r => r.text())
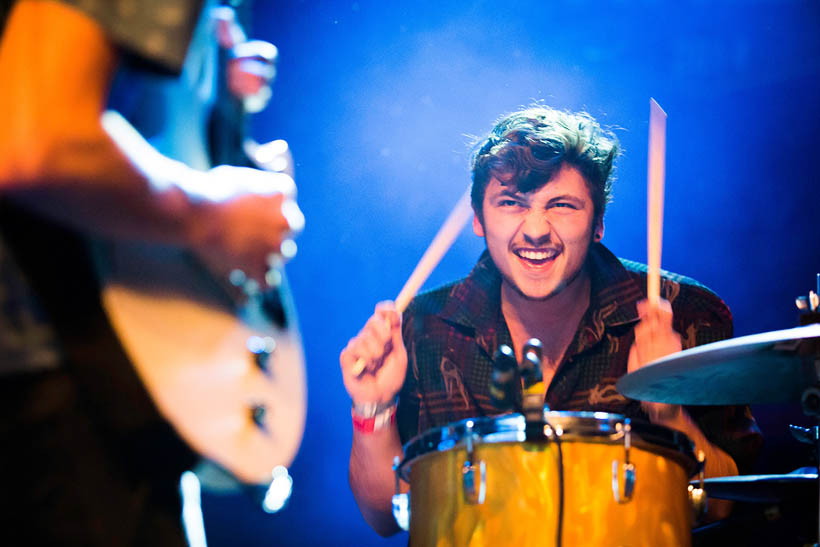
top-left (340, 301), bottom-right (407, 406)
top-left (188, 165), bottom-right (304, 287)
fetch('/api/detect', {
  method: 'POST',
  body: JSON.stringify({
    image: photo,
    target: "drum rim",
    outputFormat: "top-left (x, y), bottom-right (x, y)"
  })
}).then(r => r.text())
top-left (398, 410), bottom-right (698, 481)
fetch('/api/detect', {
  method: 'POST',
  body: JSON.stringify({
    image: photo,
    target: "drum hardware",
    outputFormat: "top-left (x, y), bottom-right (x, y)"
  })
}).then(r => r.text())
top-left (461, 420), bottom-right (487, 505)
top-left (520, 338), bottom-right (543, 382)
top-left (543, 422), bottom-right (564, 438)
top-left (489, 339), bottom-right (545, 421)
top-left (391, 456), bottom-right (410, 532)
top-left (521, 339), bottom-right (545, 423)
top-left (396, 412), bottom-right (697, 545)
top-left (518, 335), bottom-right (563, 542)
top-left (611, 421), bottom-right (636, 504)
top-left (687, 450), bottom-right (707, 520)
top-left (489, 344), bottom-right (518, 410)
top-left (696, 471), bottom-right (818, 504)
top-left (790, 424), bottom-right (818, 444)
top-left (796, 276), bottom-right (820, 546)
top-left (789, 396), bottom-right (820, 545)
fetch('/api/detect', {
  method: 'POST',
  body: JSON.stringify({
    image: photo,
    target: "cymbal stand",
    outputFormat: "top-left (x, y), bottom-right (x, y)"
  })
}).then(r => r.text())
top-left (789, 406), bottom-right (819, 546)
top-left (790, 287), bottom-right (820, 546)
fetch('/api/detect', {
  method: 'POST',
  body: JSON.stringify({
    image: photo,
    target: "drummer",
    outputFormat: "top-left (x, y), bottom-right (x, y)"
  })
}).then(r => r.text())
top-left (340, 105), bottom-right (763, 535)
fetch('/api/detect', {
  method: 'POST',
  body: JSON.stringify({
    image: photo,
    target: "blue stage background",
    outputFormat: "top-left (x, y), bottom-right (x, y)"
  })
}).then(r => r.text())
top-left (202, 1), bottom-right (820, 544)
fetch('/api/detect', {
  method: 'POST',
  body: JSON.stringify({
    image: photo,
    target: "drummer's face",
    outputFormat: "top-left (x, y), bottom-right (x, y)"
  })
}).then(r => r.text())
top-left (474, 164), bottom-right (599, 301)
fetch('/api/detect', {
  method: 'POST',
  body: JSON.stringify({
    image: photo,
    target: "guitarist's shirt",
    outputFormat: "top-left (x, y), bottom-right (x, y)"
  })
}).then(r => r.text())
top-left (51, 0), bottom-right (203, 74)
top-left (0, 235), bottom-right (61, 374)
top-left (1, 1), bottom-right (212, 545)
top-left (0, 0), bottom-right (203, 376)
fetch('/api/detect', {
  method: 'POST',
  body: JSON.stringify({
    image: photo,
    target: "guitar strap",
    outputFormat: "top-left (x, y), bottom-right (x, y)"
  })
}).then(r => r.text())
top-left (0, 200), bottom-right (197, 478)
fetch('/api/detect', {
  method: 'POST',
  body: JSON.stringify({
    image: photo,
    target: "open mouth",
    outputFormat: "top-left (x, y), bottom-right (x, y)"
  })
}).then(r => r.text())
top-left (513, 248), bottom-right (560, 266)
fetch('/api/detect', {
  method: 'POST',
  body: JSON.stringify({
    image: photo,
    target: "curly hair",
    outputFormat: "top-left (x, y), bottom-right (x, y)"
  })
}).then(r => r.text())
top-left (471, 106), bottom-right (619, 223)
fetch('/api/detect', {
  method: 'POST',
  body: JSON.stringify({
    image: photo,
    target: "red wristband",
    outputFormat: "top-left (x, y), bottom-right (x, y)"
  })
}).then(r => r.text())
top-left (352, 404), bottom-right (397, 433)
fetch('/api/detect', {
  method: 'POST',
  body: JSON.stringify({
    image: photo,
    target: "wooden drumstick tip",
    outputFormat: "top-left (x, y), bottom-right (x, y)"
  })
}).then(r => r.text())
top-left (351, 356), bottom-right (367, 377)
top-left (647, 98), bottom-right (667, 307)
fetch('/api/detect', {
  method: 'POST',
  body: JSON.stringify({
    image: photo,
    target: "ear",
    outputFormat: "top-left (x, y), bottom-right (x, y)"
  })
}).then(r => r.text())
top-left (593, 217), bottom-right (604, 242)
top-left (472, 212), bottom-right (484, 237)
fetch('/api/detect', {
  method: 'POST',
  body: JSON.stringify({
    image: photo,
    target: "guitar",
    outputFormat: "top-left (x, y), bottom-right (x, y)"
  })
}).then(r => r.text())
top-left (96, 5), bottom-right (306, 486)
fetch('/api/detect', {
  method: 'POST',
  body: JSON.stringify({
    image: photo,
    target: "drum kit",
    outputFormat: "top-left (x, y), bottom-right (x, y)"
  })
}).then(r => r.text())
top-left (391, 314), bottom-right (820, 545)
top-left (376, 103), bottom-right (818, 544)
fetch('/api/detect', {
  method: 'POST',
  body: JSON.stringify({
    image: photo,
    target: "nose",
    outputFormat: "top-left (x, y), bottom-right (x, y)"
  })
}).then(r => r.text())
top-left (521, 209), bottom-right (552, 246)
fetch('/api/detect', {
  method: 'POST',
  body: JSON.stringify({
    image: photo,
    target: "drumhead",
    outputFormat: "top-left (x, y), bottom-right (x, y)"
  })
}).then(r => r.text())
top-left (398, 411), bottom-right (698, 481)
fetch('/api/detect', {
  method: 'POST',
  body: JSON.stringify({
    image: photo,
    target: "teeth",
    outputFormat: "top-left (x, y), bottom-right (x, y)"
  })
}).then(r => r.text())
top-left (517, 249), bottom-right (557, 260)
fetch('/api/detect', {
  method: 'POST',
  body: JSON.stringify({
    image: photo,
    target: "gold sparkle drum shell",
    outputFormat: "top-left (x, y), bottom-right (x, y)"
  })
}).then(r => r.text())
top-left (396, 411), bottom-right (699, 547)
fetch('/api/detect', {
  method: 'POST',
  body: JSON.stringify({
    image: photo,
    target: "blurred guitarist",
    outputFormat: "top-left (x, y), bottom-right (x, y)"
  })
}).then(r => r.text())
top-left (0, 1), bottom-right (301, 545)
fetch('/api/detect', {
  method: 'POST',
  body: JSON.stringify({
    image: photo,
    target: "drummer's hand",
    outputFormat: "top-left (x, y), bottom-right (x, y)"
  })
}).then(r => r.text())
top-left (340, 301), bottom-right (408, 406)
top-left (628, 298), bottom-right (683, 423)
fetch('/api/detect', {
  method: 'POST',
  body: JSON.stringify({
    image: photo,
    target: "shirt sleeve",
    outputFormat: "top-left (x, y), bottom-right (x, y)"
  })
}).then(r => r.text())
top-left (61, 0), bottom-right (204, 74)
top-left (396, 304), bottom-right (422, 447)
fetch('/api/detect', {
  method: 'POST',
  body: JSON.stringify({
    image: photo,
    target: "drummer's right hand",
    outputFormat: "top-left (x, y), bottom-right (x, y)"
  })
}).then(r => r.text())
top-left (340, 301), bottom-right (407, 406)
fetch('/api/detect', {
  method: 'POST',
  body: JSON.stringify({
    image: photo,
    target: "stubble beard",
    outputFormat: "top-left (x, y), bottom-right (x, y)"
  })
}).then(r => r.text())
top-left (499, 259), bottom-right (588, 303)
top-left (492, 233), bottom-right (595, 304)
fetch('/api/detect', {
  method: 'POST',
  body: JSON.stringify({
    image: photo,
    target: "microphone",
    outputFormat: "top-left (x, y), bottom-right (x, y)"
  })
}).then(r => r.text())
top-left (490, 344), bottom-right (518, 410)
top-left (520, 338), bottom-right (545, 422)
top-left (520, 338), bottom-right (543, 390)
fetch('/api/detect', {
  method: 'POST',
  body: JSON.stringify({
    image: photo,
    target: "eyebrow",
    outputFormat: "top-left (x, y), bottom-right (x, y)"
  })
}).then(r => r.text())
top-left (495, 189), bottom-right (522, 199)
top-left (491, 189), bottom-right (587, 207)
top-left (548, 194), bottom-right (587, 207)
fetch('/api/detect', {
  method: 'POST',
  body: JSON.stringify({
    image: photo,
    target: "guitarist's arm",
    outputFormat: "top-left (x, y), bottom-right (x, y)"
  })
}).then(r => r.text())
top-left (0, 1), bottom-right (302, 285)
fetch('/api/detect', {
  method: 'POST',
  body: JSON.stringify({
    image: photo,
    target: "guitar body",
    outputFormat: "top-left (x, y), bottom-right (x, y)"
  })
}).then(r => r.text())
top-left (98, 242), bottom-right (306, 485)
top-left (96, 3), bottom-right (306, 486)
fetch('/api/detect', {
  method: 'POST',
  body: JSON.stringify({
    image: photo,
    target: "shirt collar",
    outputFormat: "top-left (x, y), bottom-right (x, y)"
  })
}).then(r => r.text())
top-left (586, 242), bottom-right (642, 328)
top-left (438, 251), bottom-right (500, 329)
top-left (437, 243), bottom-right (643, 355)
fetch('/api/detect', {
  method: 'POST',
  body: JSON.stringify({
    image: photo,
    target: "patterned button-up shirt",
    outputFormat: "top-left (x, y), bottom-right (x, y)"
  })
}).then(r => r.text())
top-left (397, 243), bottom-right (762, 474)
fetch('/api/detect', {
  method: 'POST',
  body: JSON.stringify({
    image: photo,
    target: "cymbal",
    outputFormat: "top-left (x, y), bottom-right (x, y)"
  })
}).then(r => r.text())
top-left (697, 473), bottom-right (818, 503)
top-left (616, 324), bottom-right (820, 405)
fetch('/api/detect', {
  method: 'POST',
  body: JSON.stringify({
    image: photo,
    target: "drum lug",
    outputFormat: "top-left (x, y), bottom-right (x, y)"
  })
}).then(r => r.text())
top-left (462, 460), bottom-right (487, 505)
top-left (391, 493), bottom-right (410, 531)
top-left (611, 421), bottom-right (635, 504)
top-left (612, 461), bottom-right (636, 504)
top-left (688, 450), bottom-right (708, 520)
top-left (391, 456), bottom-right (410, 531)
top-left (462, 420), bottom-right (486, 505)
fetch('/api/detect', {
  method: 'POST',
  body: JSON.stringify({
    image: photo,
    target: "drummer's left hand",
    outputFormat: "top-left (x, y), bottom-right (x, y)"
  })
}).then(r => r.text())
top-left (628, 298), bottom-right (683, 423)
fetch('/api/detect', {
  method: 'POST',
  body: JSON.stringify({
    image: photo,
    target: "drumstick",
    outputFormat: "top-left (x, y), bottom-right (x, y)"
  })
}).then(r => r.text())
top-left (351, 189), bottom-right (474, 376)
top-left (647, 98), bottom-right (667, 307)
